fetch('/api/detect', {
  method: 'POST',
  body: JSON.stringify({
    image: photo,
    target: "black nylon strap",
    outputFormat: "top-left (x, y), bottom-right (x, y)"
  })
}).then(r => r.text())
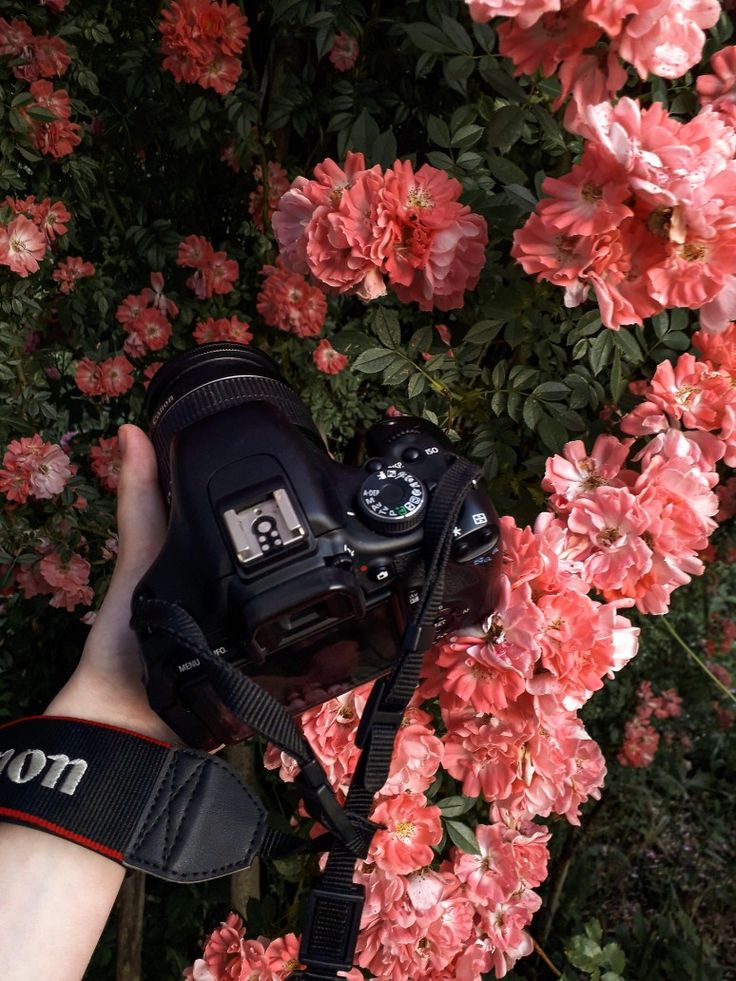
top-left (131, 597), bottom-right (363, 852)
top-left (294, 458), bottom-right (480, 980)
top-left (0, 716), bottom-right (266, 882)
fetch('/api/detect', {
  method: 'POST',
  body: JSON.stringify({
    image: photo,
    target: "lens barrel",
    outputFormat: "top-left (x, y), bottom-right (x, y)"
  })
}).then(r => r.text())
top-left (145, 343), bottom-right (322, 493)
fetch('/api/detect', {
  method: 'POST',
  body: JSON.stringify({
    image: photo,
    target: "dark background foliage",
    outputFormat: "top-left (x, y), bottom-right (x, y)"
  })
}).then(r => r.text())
top-left (0, 1), bottom-right (734, 978)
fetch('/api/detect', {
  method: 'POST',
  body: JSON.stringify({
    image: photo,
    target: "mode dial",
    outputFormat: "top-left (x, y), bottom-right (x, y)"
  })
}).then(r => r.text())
top-left (357, 467), bottom-right (427, 534)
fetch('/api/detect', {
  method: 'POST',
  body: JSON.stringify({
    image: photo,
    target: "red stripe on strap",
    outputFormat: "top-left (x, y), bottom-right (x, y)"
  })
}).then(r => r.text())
top-left (0, 807), bottom-right (124, 862)
top-left (0, 715), bottom-right (171, 748)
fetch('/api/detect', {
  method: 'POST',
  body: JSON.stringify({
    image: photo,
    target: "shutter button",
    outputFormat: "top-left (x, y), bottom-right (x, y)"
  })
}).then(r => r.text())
top-left (402, 446), bottom-right (421, 462)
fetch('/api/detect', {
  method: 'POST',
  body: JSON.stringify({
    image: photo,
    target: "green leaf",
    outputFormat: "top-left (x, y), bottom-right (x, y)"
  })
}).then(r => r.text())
top-left (486, 105), bottom-right (525, 152)
top-left (612, 329), bottom-right (643, 364)
top-left (407, 372), bottom-right (426, 398)
top-left (584, 919), bottom-right (603, 944)
top-left (589, 331), bottom-right (614, 376)
top-left (538, 413), bottom-right (567, 452)
top-left (478, 61), bottom-right (526, 102)
top-left (436, 795), bottom-right (475, 818)
top-left (440, 15), bottom-right (474, 54)
top-left (523, 398), bottom-right (542, 430)
top-left (353, 348), bottom-right (397, 374)
top-left (189, 96), bottom-right (207, 121)
top-left (373, 308), bottom-right (401, 349)
top-left (25, 106), bottom-right (58, 122)
top-left (464, 319), bottom-right (501, 345)
top-left (486, 154), bottom-right (527, 186)
top-left (444, 820), bottom-right (481, 855)
top-left (665, 331), bottom-right (690, 351)
top-left (443, 55), bottom-right (474, 94)
top-left (534, 381), bottom-right (569, 401)
top-left (349, 109), bottom-right (380, 155)
top-left (404, 22), bottom-right (457, 53)
top-left (370, 128), bottom-right (397, 169)
top-left (427, 115), bottom-right (451, 148)
top-left (610, 347), bottom-right (625, 403)
top-left (601, 943), bottom-right (625, 974)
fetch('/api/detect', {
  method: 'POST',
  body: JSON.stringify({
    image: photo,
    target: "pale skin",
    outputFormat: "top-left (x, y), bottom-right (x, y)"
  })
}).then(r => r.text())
top-left (0, 424), bottom-right (178, 980)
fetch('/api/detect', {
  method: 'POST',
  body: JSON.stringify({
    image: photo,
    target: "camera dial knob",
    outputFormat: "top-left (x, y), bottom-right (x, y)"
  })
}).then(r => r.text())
top-left (357, 467), bottom-right (427, 534)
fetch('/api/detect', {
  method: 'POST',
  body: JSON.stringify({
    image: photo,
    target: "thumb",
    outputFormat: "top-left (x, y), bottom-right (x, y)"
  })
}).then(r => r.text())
top-left (113, 423), bottom-right (167, 579)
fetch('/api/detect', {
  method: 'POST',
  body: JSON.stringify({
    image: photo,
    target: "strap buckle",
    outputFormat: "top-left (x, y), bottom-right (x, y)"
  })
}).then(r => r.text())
top-left (299, 879), bottom-right (365, 974)
top-left (355, 676), bottom-right (403, 750)
top-left (297, 759), bottom-right (355, 846)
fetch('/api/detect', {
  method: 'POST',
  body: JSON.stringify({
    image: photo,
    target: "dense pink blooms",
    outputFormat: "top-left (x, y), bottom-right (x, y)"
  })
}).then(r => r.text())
top-left (159, 0), bottom-right (250, 95)
top-left (329, 32), bottom-right (359, 71)
top-left (514, 96), bottom-right (736, 332)
top-left (3, 196), bottom-right (72, 243)
top-left (116, 273), bottom-right (176, 356)
top-left (193, 316), bottom-right (252, 345)
top-left (273, 153), bottom-right (488, 311)
top-left (39, 551), bottom-right (94, 611)
top-left (75, 356), bottom-right (134, 398)
top-left (0, 18), bottom-right (71, 81)
top-left (52, 256), bottom-right (95, 293)
top-left (313, 338), bottom-right (348, 374)
top-left (466, 0), bottom-right (560, 27)
top-left (90, 436), bottom-right (121, 492)
top-left (257, 262), bottom-right (327, 337)
top-left (0, 214), bottom-right (47, 276)
top-left (618, 680), bottom-right (682, 767)
top-left (23, 80), bottom-right (81, 158)
top-left (0, 434), bottom-right (74, 503)
top-left (177, 234), bottom-right (239, 298)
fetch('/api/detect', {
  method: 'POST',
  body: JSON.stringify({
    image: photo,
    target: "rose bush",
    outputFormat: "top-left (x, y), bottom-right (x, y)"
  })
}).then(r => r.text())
top-left (0, 1), bottom-right (734, 978)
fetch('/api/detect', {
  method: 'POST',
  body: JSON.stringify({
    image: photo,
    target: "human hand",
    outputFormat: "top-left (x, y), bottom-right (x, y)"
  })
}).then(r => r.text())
top-left (46, 424), bottom-right (178, 742)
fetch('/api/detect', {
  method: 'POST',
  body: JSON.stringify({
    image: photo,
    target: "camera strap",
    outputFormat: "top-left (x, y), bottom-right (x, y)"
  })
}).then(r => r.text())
top-left (290, 456), bottom-right (480, 980)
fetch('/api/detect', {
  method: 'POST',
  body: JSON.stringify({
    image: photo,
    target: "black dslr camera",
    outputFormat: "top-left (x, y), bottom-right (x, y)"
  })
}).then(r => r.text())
top-left (134, 343), bottom-right (501, 751)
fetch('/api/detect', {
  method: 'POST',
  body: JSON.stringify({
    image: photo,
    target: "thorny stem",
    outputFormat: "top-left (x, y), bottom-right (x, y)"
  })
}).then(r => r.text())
top-left (531, 936), bottom-right (562, 977)
top-left (661, 615), bottom-right (736, 707)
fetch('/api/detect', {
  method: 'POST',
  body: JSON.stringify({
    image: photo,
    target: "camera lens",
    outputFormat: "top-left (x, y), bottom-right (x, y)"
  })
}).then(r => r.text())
top-left (145, 342), bottom-right (322, 493)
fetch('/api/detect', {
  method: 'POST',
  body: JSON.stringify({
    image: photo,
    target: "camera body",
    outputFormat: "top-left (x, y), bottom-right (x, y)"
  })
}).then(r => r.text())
top-left (134, 345), bottom-right (501, 751)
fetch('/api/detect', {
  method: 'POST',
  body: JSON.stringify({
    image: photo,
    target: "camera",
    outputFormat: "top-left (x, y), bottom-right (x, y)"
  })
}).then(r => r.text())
top-left (134, 342), bottom-right (502, 751)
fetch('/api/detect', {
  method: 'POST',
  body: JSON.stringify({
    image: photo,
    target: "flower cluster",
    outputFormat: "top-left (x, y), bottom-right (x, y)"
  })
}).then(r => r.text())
top-left (182, 913), bottom-right (333, 981)
top-left (256, 261), bottom-right (327, 337)
top-left (467, 0), bottom-right (720, 134)
top-left (75, 355), bottom-right (135, 398)
top-left (273, 153), bottom-right (488, 311)
top-left (0, 194), bottom-right (70, 276)
top-left (193, 315), bottom-right (253, 345)
top-left (116, 272), bottom-right (177, 357)
top-left (52, 256), bottom-right (95, 293)
top-left (176, 234), bottom-right (239, 299)
top-left (0, 17), bottom-right (70, 81)
top-left (23, 80), bottom-right (81, 158)
top-left (248, 161), bottom-right (290, 232)
top-left (14, 550), bottom-right (93, 612)
top-left (159, 0), bottom-right (250, 95)
top-left (513, 97), bottom-right (736, 332)
top-left (0, 434), bottom-right (75, 504)
top-left (618, 680), bottom-right (682, 768)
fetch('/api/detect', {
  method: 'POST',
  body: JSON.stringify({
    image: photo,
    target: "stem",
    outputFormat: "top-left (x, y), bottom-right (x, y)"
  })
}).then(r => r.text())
top-left (661, 616), bottom-right (736, 707)
top-left (531, 936), bottom-right (562, 977)
top-left (244, 43), bottom-right (273, 238)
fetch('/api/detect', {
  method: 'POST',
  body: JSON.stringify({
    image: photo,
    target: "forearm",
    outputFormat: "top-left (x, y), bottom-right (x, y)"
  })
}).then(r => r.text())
top-left (0, 823), bottom-right (124, 980)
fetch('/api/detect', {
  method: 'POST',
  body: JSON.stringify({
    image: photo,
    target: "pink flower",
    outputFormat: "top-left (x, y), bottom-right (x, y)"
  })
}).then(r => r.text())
top-left (39, 551), bottom-right (94, 611)
top-left (159, 0), bottom-right (250, 95)
top-left (0, 434), bottom-right (74, 503)
top-left (24, 80), bottom-right (81, 158)
top-left (329, 32), bottom-right (359, 71)
top-left (194, 316), bottom-right (253, 345)
top-left (262, 933), bottom-right (302, 978)
top-left (90, 436), bottom-right (121, 492)
top-left (257, 262), bottom-right (327, 337)
top-left (52, 256), bottom-right (95, 293)
top-left (542, 435), bottom-right (631, 509)
top-left (313, 338), bottom-right (348, 374)
top-left (177, 233), bottom-right (239, 298)
top-left (465, 0), bottom-right (561, 29)
top-left (537, 147), bottom-right (632, 237)
top-left (0, 214), bottom-right (47, 276)
top-left (369, 793), bottom-right (442, 875)
top-left (379, 711), bottom-right (444, 797)
top-left (697, 44), bottom-right (736, 126)
top-left (618, 716), bottom-right (660, 767)
top-left (376, 160), bottom-right (488, 311)
top-left (616, 0), bottom-right (720, 80)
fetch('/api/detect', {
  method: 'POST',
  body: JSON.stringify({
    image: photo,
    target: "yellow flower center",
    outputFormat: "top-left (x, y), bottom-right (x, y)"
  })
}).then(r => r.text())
top-left (394, 820), bottom-right (414, 841)
top-left (406, 185), bottom-right (433, 209)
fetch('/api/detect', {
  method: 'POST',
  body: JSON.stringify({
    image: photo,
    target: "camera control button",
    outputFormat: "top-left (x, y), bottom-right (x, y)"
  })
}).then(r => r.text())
top-left (401, 446), bottom-right (421, 462)
top-left (367, 561), bottom-right (393, 582)
top-left (365, 458), bottom-right (384, 473)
